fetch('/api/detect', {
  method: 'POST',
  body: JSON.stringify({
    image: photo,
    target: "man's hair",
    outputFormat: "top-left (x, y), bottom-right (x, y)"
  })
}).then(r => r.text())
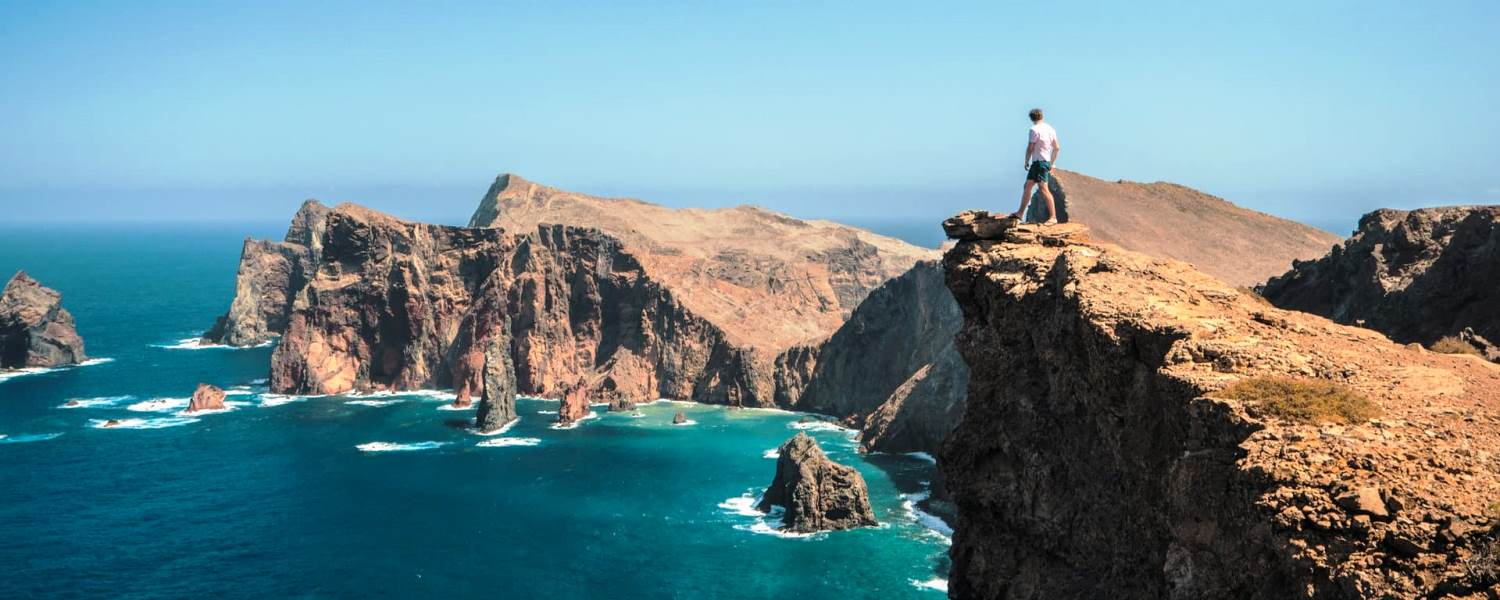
top-left (1029, 108), bottom-right (1043, 122)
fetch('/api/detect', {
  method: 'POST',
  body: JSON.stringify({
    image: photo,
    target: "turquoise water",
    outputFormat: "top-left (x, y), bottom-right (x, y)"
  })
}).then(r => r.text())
top-left (0, 225), bottom-right (950, 599)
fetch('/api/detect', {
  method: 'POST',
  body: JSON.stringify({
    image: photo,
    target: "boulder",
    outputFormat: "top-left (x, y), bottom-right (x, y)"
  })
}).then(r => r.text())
top-left (0, 271), bottom-right (87, 369)
top-left (186, 384), bottom-right (226, 413)
top-left (757, 432), bottom-right (878, 532)
top-left (672, 411), bottom-right (687, 425)
top-left (556, 381), bottom-right (591, 426)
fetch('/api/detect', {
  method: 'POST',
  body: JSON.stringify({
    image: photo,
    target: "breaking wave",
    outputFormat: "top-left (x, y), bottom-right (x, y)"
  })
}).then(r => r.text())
top-left (471, 418), bottom-right (520, 436)
top-left (0, 358), bottom-right (112, 383)
top-left (88, 417), bottom-right (199, 429)
top-left (910, 578), bottom-right (948, 593)
top-left (719, 491), bottom-right (818, 540)
top-left (155, 337), bottom-right (273, 350)
top-left (58, 395), bottom-right (134, 409)
top-left (549, 411), bottom-right (598, 430)
top-left (355, 441), bottom-right (448, 453)
top-left (475, 437), bottom-right (541, 448)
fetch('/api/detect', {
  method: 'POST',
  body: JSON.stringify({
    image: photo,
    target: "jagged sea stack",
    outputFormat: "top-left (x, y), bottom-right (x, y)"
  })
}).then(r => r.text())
top-left (940, 211), bottom-right (1500, 599)
top-left (0, 271), bottom-right (87, 369)
top-left (757, 432), bottom-right (877, 533)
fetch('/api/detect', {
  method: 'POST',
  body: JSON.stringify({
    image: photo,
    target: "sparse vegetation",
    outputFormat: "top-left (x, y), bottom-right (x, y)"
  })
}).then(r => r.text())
top-left (1431, 336), bottom-right (1483, 356)
top-left (1221, 376), bottom-right (1379, 424)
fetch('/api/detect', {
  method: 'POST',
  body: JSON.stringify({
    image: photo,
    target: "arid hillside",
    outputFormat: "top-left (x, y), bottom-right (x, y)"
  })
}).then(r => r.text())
top-left (1049, 169), bottom-right (1342, 286)
top-left (469, 174), bottom-right (938, 351)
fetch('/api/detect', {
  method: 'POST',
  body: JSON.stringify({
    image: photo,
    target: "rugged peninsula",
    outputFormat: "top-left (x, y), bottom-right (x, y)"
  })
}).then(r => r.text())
top-left (1261, 206), bottom-right (1500, 360)
top-left (1, 271), bottom-right (87, 370)
top-left (758, 432), bottom-right (878, 532)
top-left (941, 212), bottom-right (1500, 598)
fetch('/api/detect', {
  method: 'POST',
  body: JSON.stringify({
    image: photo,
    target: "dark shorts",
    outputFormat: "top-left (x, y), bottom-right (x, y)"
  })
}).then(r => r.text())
top-left (1027, 160), bottom-right (1051, 183)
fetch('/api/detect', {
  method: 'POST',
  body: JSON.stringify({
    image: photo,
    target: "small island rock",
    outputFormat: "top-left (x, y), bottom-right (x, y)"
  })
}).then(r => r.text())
top-left (757, 432), bottom-right (878, 532)
top-left (187, 384), bottom-right (226, 413)
top-left (1, 271), bottom-right (87, 369)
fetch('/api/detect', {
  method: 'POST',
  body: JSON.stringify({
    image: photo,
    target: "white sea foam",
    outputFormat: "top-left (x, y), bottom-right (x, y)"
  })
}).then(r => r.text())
top-left (435, 402), bottom-right (474, 411)
top-left (58, 395), bottom-right (134, 409)
top-left (910, 578), bottom-right (948, 592)
top-left (535, 409), bottom-right (558, 415)
top-left (905, 451), bottom-right (937, 464)
top-left (475, 437), bottom-right (541, 448)
top-left (260, 394), bottom-right (319, 407)
top-left (156, 337), bottom-right (273, 350)
top-left (0, 432), bottom-right (63, 444)
top-left (0, 358), bottom-right (111, 383)
top-left (788, 419), bottom-right (854, 434)
top-left (89, 417), bottom-right (199, 429)
top-left (127, 397), bottom-right (190, 413)
top-left (345, 399), bottom-right (399, 407)
top-left (250, 378), bottom-right (268, 384)
top-left (176, 401), bottom-right (249, 417)
top-left (718, 493), bottom-right (764, 517)
top-left (901, 489), bottom-right (954, 540)
top-left (471, 418), bottom-right (520, 436)
top-left (222, 388), bottom-right (256, 397)
top-left (763, 449), bottom-right (780, 459)
top-left (719, 492), bottom-right (819, 540)
top-left (355, 441), bottom-right (448, 453)
top-left (549, 411), bottom-right (598, 430)
top-left (672, 419), bottom-right (699, 426)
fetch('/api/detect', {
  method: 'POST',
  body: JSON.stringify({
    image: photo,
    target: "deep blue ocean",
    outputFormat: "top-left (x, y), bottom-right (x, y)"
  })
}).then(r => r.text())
top-left (0, 224), bottom-right (951, 599)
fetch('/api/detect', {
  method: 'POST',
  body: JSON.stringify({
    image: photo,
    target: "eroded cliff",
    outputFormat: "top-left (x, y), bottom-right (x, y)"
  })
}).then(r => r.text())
top-left (941, 212), bottom-right (1500, 599)
top-left (1261, 206), bottom-right (1500, 357)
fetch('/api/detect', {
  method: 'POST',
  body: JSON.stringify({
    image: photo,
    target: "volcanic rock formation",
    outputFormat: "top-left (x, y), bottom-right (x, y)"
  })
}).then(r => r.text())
top-left (187, 384), bottom-right (226, 413)
top-left (556, 381), bottom-right (591, 426)
top-left (941, 214), bottom-right (1500, 598)
top-left (0, 271), bottom-right (87, 369)
top-left (757, 432), bottom-right (878, 533)
top-left (202, 200), bottom-right (330, 346)
top-left (1261, 206), bottom-right (1500, 359)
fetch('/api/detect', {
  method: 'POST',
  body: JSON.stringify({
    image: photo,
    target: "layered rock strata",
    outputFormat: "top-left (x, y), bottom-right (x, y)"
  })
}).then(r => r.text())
top-left (202, 200), bottom-right (330, 346)
top-left (1261, 206), bottom-right (1500, 359)
top-left (0, 271), bottom-right (87, 369)
top-left (758, 432), bottom-right (878, 532)
top-left (942, 213), bottom-right (1500, 599)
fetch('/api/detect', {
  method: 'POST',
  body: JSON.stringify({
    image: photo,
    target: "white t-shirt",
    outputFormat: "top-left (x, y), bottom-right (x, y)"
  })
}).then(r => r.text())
top-left (1028, 122), bottom-right (1058, 164)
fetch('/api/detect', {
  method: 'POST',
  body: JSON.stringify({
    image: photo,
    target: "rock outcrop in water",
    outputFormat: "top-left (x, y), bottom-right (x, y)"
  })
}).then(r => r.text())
top-left (1, 271), bottom-right (87, 369)
top-left (202, 200), bottom-right (330, 346)
top-left (186, 384), bottom-right (226, 413)
top-left (941, 214), bottom-right (1500, 599)
top-left (1261, 206), bottom-right (1500, 359)
top-left (758, 432), bottom-right (878, 533)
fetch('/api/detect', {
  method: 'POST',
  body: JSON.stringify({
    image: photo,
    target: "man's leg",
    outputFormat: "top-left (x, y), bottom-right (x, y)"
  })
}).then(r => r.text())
top-left (1013, 180), bottom-right (1037, 219)
top-left (1037, 176), bottom-right (1057, 223)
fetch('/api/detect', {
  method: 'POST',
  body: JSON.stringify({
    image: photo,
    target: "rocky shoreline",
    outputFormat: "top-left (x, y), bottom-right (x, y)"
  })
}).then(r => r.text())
top-left (940, 212), bottom-right (1500, 599)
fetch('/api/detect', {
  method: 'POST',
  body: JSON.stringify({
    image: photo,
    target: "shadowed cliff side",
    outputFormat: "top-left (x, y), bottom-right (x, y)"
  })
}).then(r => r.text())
top-left (1261, 206), bottom-right (1500, 359)
top-left (941, 211), bottom-right (1500, 599)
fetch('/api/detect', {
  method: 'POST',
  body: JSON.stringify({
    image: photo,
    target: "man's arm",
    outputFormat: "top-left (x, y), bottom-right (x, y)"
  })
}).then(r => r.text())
top-left (1025, 141), bottom-right (1036, 170)
top-left (1050, 138), bottom-right (1060, 167)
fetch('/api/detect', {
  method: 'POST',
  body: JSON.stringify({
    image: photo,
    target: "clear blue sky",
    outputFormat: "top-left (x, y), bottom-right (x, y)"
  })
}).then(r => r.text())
top-left (2, 1), bottom-right (1496, 233)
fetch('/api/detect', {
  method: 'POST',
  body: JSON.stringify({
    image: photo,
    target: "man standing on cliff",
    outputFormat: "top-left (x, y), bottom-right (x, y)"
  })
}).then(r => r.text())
top-left (1011, 108), bottom-right (1060, 224)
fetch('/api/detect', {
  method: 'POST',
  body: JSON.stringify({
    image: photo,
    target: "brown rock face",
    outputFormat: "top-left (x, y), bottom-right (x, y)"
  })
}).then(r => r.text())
top-left (201, 200), bottom-right (330, 346)
top-left (0, 271), bottom-right (87, 369)
top-left (468, 174), bottom-right (936, 352)
top-left (942, 215), bottom-right (1500, 599)
top-left (258, 205), bottom-right (767, 414)
top-left (1261, 206), bottom-right (1500, 356)
top-left (186, 384), bottom-right (226, 413)
top-left (757, 432), bottom-right (878, 533)
top-left (556, 381), bottom-right (591, 426)
top-left (672, 410), bottom-right (687, 425)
